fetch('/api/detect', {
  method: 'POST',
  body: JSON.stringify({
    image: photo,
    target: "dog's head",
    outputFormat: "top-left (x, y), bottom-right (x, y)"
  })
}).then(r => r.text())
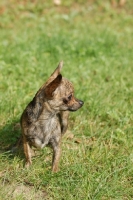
top-left (37, 61), bottom-right (84, 112)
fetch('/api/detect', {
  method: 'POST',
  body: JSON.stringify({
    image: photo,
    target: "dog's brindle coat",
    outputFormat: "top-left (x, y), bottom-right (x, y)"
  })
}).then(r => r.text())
top-left (21, 61), bottom-right (84, 172)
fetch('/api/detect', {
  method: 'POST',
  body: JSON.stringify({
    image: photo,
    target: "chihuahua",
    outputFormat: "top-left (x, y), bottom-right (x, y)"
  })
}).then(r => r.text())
top-left (20, 61), bottom-right (84, 172)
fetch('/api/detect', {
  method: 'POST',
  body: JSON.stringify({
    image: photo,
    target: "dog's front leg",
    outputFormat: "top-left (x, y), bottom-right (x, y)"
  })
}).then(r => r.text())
top-left (52, 142), bottom-right (61, 172)
top-left (59, 111), bottom-right (69, 135)
top-left (23, 135), bottom-right (32, 168)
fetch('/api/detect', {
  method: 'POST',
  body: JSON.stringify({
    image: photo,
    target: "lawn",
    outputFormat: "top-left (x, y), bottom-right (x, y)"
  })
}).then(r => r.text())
top-left (0, 0), bottom-right (133, 199)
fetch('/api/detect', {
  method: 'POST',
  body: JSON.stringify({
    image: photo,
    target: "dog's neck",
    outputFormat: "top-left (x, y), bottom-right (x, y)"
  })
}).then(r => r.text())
top-left (38, 101), bottom-right (58, 120)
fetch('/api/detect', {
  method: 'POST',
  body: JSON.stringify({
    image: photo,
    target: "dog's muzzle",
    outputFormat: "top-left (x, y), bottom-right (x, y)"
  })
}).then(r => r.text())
top-left (78, 100), bottom-right (84, 107)
top-left (68, 99), bottom-right (84, 112)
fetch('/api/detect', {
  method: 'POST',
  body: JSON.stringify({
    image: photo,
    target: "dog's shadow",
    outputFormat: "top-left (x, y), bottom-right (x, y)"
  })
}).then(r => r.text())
top-left (0, 121), bottom-right (23, 158)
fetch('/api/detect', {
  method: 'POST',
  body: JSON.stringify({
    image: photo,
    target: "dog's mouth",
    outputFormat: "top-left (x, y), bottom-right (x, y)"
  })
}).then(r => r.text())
top-left (68, 100), bottom-right (84, 112)
top-left (68, 108), bottom-right (77, 112)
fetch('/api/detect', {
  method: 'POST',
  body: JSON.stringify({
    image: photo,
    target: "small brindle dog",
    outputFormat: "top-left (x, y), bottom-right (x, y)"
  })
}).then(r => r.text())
top-left (21, 61), bottom-right (84, 172)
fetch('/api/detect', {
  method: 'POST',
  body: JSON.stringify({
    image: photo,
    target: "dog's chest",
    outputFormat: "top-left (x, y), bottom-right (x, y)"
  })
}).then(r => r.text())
top-left (32, 115), bottom-right (61, 149)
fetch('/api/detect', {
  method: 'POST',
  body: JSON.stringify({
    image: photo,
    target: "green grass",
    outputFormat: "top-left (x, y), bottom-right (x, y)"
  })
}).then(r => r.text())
top-left (0, 1), bottom-right (133, 199)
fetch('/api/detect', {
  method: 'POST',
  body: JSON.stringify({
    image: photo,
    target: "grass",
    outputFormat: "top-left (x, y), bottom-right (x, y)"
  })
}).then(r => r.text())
top-left (0, 0), bottom-right (133, 199)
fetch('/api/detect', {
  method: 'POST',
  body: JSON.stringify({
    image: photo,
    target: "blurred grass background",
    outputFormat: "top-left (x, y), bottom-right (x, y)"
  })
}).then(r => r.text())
top-left (0, 0), bottom-right (133, 199)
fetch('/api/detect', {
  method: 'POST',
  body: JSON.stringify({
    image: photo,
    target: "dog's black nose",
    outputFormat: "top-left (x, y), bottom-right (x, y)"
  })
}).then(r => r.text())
top-left (79, 100), bottom-right (84, 106)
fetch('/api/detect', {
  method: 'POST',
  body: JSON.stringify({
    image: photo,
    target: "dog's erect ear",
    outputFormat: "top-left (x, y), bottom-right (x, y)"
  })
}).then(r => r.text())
top-left (50, 61), bottom-right (63, 80)
top-left (42, 61), bottom-right (63, 88)
top-left (35, 61), bottom-right (63, 98)
top-left (45, 74), bottom-right (62, 99)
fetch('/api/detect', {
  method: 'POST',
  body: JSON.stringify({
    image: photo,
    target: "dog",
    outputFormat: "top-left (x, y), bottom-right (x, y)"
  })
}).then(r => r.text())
top-left (20, 61), bottom-right (84, 172)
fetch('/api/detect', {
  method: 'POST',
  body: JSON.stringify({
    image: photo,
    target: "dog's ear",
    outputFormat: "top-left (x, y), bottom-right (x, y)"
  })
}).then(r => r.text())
top-left (45, 74), bottom-right (62, 99)
top-left (50, 61), bottom-right (63, 80)
top-left (35, 61), bottom-right (63, 98)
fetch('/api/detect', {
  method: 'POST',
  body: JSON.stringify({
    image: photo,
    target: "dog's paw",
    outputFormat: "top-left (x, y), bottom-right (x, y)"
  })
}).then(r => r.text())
top-left (25, 161), bottom-right (32, 168)
top-left (52, 166), bottom-right (59, 173)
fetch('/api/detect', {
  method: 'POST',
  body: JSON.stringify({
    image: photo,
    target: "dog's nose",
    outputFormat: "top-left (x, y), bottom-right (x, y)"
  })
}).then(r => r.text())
top-left (79, 100), bottom-right (84, 106)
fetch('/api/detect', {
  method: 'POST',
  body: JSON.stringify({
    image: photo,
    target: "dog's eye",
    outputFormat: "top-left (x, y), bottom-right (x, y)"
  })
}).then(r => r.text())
top-left (63, 95), bottom-right (72, 104)
top-left (63, 98), bottom-right (68, 104)
top-left (68, 94), bottom-right (72, 101)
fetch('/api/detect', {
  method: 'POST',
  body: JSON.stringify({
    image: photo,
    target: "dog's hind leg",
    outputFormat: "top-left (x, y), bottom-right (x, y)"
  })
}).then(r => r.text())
top-left (23, 135), bottom-right (32, 168)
